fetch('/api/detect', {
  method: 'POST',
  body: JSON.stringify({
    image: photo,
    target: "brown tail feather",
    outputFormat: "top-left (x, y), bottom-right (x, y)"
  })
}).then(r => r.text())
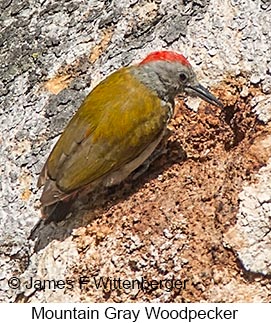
top-left (42, 198), bottom-right (74, 224)
top-left (40, 178), bottom-right (69, 207)
top-left (28, 198), bottom-right (75, 240)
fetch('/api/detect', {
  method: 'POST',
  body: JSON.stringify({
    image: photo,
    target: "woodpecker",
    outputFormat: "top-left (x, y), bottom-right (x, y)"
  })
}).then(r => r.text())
top-left (36, 50), bottom-right (223, 227)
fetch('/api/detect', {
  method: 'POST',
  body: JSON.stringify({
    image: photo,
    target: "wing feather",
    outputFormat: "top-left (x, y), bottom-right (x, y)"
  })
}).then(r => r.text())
top-left (39, 67), bottom-right (168, 205)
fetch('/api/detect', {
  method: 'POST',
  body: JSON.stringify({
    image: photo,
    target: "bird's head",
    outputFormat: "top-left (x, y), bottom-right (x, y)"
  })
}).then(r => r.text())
top-left (132, 50), bottom-right (223, 107)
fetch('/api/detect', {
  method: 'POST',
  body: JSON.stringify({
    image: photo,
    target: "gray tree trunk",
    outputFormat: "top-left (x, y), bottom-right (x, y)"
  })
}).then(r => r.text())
top-left (1, 0), bottom-right (271, 302)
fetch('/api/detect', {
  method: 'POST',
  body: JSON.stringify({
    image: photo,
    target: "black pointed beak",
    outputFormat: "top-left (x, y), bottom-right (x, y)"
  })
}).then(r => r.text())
top-left (186, 83), bottom-right (223, 108)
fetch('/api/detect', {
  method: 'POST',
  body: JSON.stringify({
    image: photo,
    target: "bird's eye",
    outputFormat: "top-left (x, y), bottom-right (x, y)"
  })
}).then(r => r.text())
top-left (179, 72), bottom-right (188, 82)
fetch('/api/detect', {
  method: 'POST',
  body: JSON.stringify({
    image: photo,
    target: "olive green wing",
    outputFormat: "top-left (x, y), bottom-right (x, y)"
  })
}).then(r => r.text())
top-left (39, 67), bottom-right (168, 205)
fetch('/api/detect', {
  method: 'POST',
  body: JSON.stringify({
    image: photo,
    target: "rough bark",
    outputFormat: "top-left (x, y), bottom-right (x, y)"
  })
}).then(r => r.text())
top-left (1, 0), bottom-right (271, 302)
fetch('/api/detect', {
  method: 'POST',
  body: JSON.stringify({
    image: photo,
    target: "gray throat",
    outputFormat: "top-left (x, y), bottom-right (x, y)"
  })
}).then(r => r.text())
top-left (130, 64), bottom-right (177, 105)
